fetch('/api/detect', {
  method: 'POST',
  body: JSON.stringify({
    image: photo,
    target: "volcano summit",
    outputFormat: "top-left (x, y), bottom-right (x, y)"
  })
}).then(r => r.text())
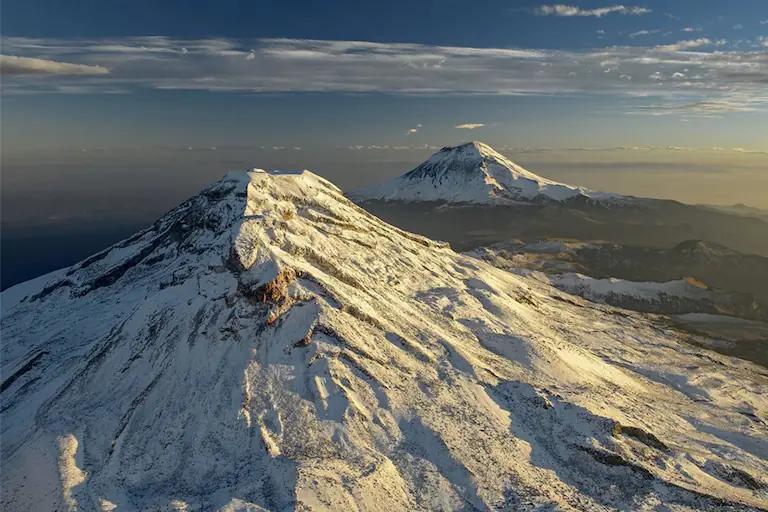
top-left (354, 142), bottom-right (617, 204)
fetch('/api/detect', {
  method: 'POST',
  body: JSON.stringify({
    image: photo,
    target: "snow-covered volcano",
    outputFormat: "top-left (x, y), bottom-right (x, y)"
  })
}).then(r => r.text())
top-left (2, 169), bottom-right (767, 511)
top-left (355, 141), bottom-right (613, 204)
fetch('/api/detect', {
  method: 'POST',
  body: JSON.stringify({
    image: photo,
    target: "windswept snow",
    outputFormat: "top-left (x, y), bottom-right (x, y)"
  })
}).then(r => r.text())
top-left (516, 271), bottom-right (721, 315)
top-left (543, 273), bottom-right (709, 302)
top-left (2, 169), bottom-right (767, 511)
top-left (354, 141), bottom-right (617, 204)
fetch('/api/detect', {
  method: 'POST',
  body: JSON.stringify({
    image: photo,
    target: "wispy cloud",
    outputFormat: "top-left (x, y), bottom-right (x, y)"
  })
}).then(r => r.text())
top-left (628, 98), bottom-right (760, 116)
top-left (629, 29), bottom-right (661, 38)
top-left (731, 147), bottom-right (768, 155)
top-left (455, 123), bottom-right (486, 129)
top-left (406, 123), bottom-right (422, 134)
top-left (654, 38), bottom-right (724, 51)
top-left (0, 55), bottom-right (109, 75)
top-left (347, 144), bottom-right (438, 151)
top-left (1, 36), bottom-right (766, 115)
top-left (535, 4), bottom-right (650, 17)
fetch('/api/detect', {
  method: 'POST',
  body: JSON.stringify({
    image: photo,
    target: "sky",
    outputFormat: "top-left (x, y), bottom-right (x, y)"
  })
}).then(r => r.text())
top-left (1, 0), bottom-right (768, 237)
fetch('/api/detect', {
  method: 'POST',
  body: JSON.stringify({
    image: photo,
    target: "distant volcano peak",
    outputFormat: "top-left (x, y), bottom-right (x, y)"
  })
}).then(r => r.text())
top-left (439, 140), bottom-right (497, 155)
top-left (355, 141), bottom-right (613, 204)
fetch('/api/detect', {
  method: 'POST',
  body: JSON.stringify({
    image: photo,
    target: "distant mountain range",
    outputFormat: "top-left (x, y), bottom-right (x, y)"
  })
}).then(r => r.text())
top-left (468, 238), bottom-right (768, 323)
top-left (699, 203), bottom-right (768, 224)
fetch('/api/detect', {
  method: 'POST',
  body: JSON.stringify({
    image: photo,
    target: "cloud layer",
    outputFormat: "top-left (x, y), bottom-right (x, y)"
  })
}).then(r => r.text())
top-left (1, 36), bottom-right (766, 114)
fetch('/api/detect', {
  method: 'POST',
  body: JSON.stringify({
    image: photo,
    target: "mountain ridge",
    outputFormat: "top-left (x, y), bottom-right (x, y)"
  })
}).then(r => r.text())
top-left (2, 169), bottom-right (767, 511)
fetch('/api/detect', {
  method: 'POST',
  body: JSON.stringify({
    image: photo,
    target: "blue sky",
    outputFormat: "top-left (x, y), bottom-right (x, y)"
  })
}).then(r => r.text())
top-left (2, 0), bottom-right (767, 48)
top-left (1, 0), bottom-right (767, 220)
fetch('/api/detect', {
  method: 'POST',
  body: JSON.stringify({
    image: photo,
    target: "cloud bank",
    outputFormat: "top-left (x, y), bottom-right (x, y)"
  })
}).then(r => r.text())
top-left (1, 36), bottom-right (766, 114)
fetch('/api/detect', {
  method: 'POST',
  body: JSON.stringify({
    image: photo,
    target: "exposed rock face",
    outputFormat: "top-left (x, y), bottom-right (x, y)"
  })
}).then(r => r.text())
top-left (2, 169), bottom-right (767, 511)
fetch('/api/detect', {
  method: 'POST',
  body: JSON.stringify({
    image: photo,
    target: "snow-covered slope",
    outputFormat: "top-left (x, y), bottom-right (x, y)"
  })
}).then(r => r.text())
top-left (532, 272), bottom-right (717, 314)
top-left (2, 170), bottom-right (767, 511)
top-left (354, 141), bottom-right (615, 204)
